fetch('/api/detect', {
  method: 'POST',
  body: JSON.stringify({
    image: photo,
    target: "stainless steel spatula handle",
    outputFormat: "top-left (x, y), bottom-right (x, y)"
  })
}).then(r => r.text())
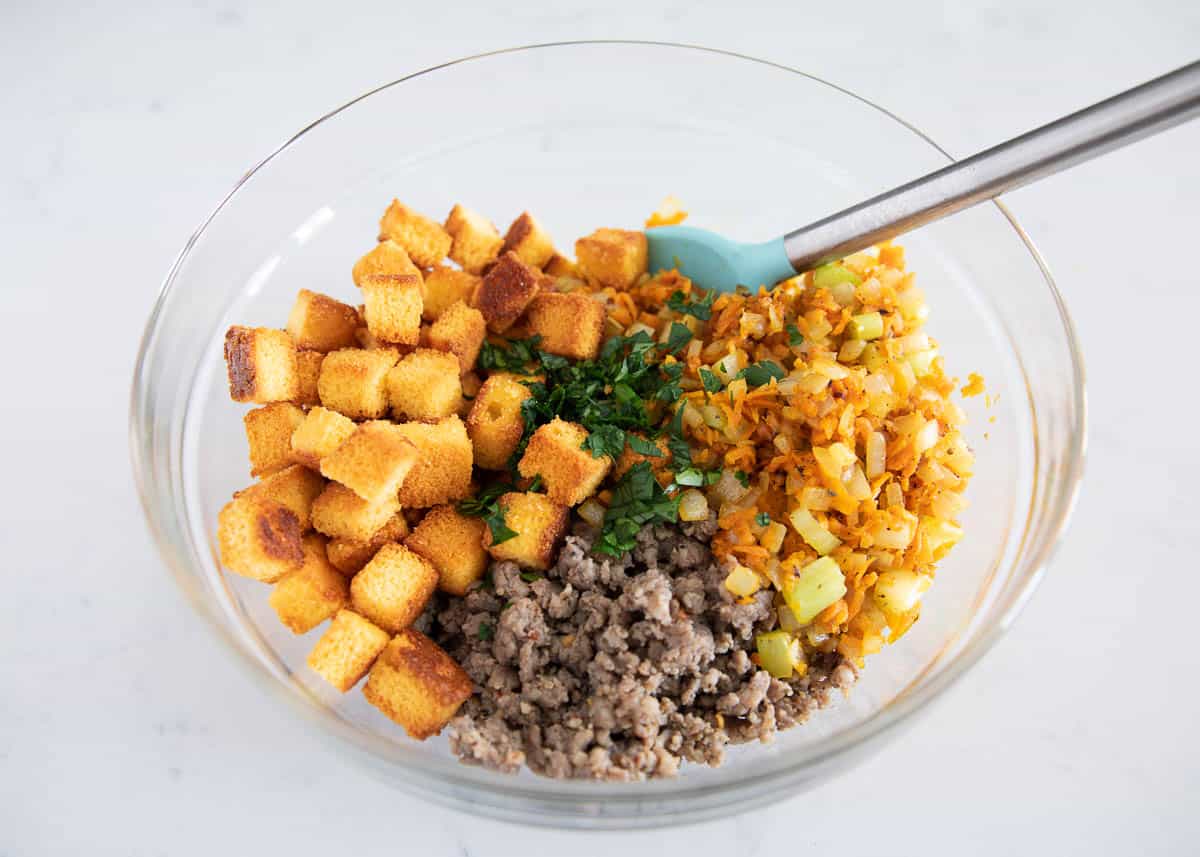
top-left (783, 60), bottom-right (1200, 272)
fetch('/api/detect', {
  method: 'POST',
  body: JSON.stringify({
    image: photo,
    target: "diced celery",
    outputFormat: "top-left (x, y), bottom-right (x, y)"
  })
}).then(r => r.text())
top-left (781, 556), bottom-right (847, 625)
top-left (724, 563), bottom-right (761, 598)
top-left (788, 508), bottom-right (841, 555)
top-left (848, 312), bottom-right (884, 340)
top-left (812, 262), bottom-right (861, 290)
top-left (860, 342), bottom-right (886, 372)
top-left (873, 569), bottom-right (929, 616)
top-left (756, 630), bottom-right (802, 679)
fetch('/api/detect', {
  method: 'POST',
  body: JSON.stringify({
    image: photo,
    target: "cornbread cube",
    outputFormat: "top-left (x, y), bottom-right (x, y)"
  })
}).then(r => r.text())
top-left (306, 609), bottom-right (390, 692)
top-left (378, 199), bottom-right (452, 268)
top-left (243, 402), bottom-right (306, 477)
top-left (223, 326), bottom-right (299, 403)
top-left (217, 495), bottom-right (304, 582)
top-left (466, 374), bottom-right (532, 470)
top-left (311, 482), bottom-right (401, 541)
top-left (360, 275), bottom-right (423, 346)
top-left (351, 239), bottom-right (422, 288)
top-left (484, 492), bottom-right (569, 571)
top-left (289, 406), bottom-right (357, 470)
top-left (363, 629), bottom-right (473, 739)
top-left (422, 267), bottom-right (481, 321)
top-left (349, 543), bottom-right (438, 634)
top-left (427, 301), bottom-right (486, 375)
top-left (237, 464), bottom-right (325, 530)
top-left (613, 433), bottom-right (671, 479)
top-left (543, 253), bottom-right (579, 278)
top-left (294, 350), bottom-right (324, 407)
top-left (517, 418), bottom-right (612, 506)
top-left (473, 252), bottom-right (541, 334)
top-left (501, 211), bottom-right (556, 269)
top-left (444, 203), bottom-right (503, 274)
top-left (393, 416), bottom-right (473, 507)
top-left (326, 513), bottom-right (410, 575)
top-left (319, 421), bottom-right (418, 505)
top-left (269, 534), bottom-right (350, 633)
top-left (525, 291), bottom-right (605, 361)
top-left (317, 348), bottom-right (399, 419)
top-left (285, 289), bottom-right (360, 352)
top-left (405, 505), bottom-right (488, 596)
top-left (575, 228), bottom-right (648, 290)
top-left (386, 349), bottom-right (463, 421)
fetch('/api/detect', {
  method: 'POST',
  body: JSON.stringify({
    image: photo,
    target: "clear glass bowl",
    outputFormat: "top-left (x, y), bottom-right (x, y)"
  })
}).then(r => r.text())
top-left (130, 42), bottom-right (1085, 829)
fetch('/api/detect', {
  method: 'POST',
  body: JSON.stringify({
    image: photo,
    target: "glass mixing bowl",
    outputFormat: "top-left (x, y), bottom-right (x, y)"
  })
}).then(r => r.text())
top-left (130, 41), bottom-right (1085, 829)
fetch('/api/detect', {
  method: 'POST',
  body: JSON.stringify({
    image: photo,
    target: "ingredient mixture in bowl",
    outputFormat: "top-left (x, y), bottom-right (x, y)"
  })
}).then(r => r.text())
top-left (215, 196), bottom-right (975, 780)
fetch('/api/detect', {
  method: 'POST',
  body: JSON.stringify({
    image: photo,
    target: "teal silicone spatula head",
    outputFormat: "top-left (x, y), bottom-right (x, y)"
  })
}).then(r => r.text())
top-left (646, 226), bottom-right (795, 293)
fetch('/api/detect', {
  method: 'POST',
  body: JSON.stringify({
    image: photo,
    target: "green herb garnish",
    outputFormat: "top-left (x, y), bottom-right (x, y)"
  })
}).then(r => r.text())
top-left (458, 482), bottom-right (519, 545)
top-left (664, 322), bottom-right (692, 354)
top-left (478, 622), bottom-right (494, 641)
top-left (735, 470), bottom-right (751, 488)
top-left (595, 462), bottom-right (680, 556)
top-left (735, 361), bottom-right (786, 387)
top-left (755, 512), bottom-right (771, 527)
top-left (786, 324), bottom-right (804, 347)
top-left (699, 368), bottom-right (723, 393)
top-left (666, 289), bottom-right (715, 321)
top-left (519, 572), bottom-right (541, 583)
top-left (675, 467), bottom-right (721, 487)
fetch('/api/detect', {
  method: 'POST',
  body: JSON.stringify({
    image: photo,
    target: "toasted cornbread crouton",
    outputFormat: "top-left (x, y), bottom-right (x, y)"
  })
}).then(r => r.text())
top-left (427, 301), bottom-right (486, 375)
top-left (289, 406), bottom-right (356, 470)
top-left (466, 374), bottom-right (532, 470)
top-left (311, 482), bottom-right (401, 541)
top-left (237, 464), bottom-right (325, 530)
top-left (294, 351), bottom-right (324, 407)
top-left (386, 349), bottom-right (463, 421)
top-left (543, 253), bottom-right (579, 278)
top-left (484, 492), bottom-right (568, 571)
top-left (317, 348), bottom-right (399, 419)
top-left (405, 505), bottom-right (488, 596)
top-left (269, 534), bottom-right (350, 633)
top-left (525, 291), bottom-right (605, 361)
top-left (444, 204), bottom-right (503, 274)
top-left (217, 495), bottom-right (304, 582)
top-left (422, 267), bottom-right (480, 321)
top-left (473, 252), bottom-right (541, 334)
top-left (363, 629), bottom-right (473, 739)
top-left (575, 228), bottom-right (648, 290)
top-left (223, 326), bottom-right (299, 403)
top-left (360, 274), bottom-right (423, 346)
top-left (378, 200), bottom-right (452, 268)
top-left (319, 421), bottom-right (418, 505)
top-left (307, 609), bottom-right (390, 692)
top-left (501, 211), bottom-right (556, 269)
top-left (243, 403), bottom-right (306, 478)
top-left (286, 290), bottom-right (360, 352)
top-left (613, 433), bottom-right (672, 479)
top-left (349, 543), bottom-right (438, 634)
top-left (326, 513), bottom-right (410, 575)
top-left (352, 239), bottom-right (422, 288)
top-left (517, 418), bottom-right (612, 506)
top-left (393, 416), bottom-right (473, 507)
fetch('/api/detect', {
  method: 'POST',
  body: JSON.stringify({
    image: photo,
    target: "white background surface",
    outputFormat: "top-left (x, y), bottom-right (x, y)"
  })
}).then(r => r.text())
top-left (2, 1), bottom-right (1197, 854)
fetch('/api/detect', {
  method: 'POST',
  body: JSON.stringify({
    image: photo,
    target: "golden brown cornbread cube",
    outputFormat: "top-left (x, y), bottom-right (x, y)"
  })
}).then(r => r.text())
top-left (317, 348), bottom-right (399, 419)
top-left (484, 492), bottom-right (569, 571)
top-left (223, 326), bottom-right (299, 403)
top-left (422, 267), bottom-right (481, 321)
top-left (285, 289), bottom-right (360, 352)
top-left (268, 534), bottom-right (350, 633)
top-left (575, 228), bottom-right (648, 290)
top-left (237, 464), bottom-right (326, 530)
top-left (363, 629), bottom-right (473, 740)
top-left (525, 291), bottom-right (606, 361)
top-left (501, 211), bottom-right (556, 269)
top-left (613, 433), bottom-right (672, 479)
top-left (294, 350), bottom-right (324, 407)
top-left (427, 301), bottom-right (486, 375)
top-left (311, 482), bottom-right (401, 541)
top-left (306, 609), bottom-right (391, 692)
top-left (543, 253), bottom-right (580, 278)
top-left (350, 544), bottom-right (438, 634)
top-left (378, 200), bottom-right (452, 268)
top-left (405, 505), bottom-right (488, 596)
top-left (319, 421), bottom-right (418, 505)
top-left (217, 494), bottom-right (304, 582)
top-left (517, 418), bottom-right (612, 506)
top-left (351, 239), bottom-right (422, 288)
top-left (325, 513), bottom-right (410, 575)
top-left (243, 402), bottom-right (306, 478)
top-left (393, 416), bottom-right (473, 507)
top-left (360, 275), bottom-right (423, 346)
top-left (466, 374), bottom-right (532, 470)
top-left (289, 406), bottom-right (357, 471)
top-left (444, 203), bottom-right (503, 274)
top-left (473, 252), bottom-right (541, 334)
top-left (386, 349), bottom-right (463, 421)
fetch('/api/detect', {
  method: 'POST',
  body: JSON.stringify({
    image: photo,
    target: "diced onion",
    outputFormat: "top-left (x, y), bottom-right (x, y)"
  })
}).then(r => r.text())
top-left (710, 470), bottom-right (750, 504)
top-left (838, 338), bottom-right (867, 362)
top-left (801, 486), bottom-right (834, 511)
top-left (913, 419), bottom-right (940, 456)
top-left (760, 521), bottom-right (787, 554)
top-left (874, 569), bottom-right (930, 616)
top-left (578, 498), bottom-right (606, 528)
top-left (865, 431), bottom-right (887, 479)
top-left (678, 489), bottom-right (709, 522)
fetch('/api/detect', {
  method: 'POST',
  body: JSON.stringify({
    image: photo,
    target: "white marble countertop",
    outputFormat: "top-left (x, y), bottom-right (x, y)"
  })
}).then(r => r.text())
top-left (3, 1), bottom-right (1198, 853)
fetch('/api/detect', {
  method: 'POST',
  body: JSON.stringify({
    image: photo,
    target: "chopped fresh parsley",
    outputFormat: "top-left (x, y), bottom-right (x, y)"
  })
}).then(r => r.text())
top-left (664, 322), bottom-right (692, 354)
top-left (786, 323), bottom-right (804, 347)
top-left (519, 571), bottom-right (541, 583)
top-left (663, 403), bottom-right (692, 471)
top-left (582, 424), bottom-right (626, 460)
top-left (527, 474), bottom-right (544, 492)
top-left (734, 470), bottom-right (751, 488)
top-left (626, 434), bottom-right (663, 457)
top-left (478, 622), bottom-right (494, 641)
top-left (595, 462), bottom-right (680, 556)
top-left (699, 367), bottom-right (723, 393)
top-left (479, 335), bottom-right (543, 374)
top-left (755, 512), bottom-right (771, 527)
top-left (458, 482), bottom-right (519, 545)
top-left (666, 289), bottom-right (715, 321)
top-left (736, 360), bottom-right (786, 387)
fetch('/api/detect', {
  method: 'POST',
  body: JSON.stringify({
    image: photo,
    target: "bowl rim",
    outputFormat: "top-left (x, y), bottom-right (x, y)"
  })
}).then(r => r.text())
top-left (129, 39), bottom-right (1087, 821)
